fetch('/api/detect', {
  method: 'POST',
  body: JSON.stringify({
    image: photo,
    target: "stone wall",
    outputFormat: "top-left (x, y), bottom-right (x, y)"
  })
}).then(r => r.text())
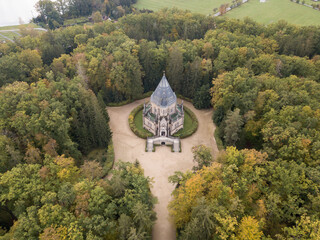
top-left (170, 118), bottom-right (184, 135)
top-left (143, 117), bottom-right (157, 135)
top-left (146, 136), bottom-right (180, 152)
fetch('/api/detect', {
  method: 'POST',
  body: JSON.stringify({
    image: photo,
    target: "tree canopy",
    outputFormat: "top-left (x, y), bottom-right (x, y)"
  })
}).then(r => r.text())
top-left (0, 159), bottom-right (156, 239)
top-left (1, 8), bottom-right (320, 239)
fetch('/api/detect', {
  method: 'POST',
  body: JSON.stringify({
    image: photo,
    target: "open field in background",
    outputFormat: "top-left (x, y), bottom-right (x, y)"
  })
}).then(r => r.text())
top-left (63, 16), bottom-right (89, 26)
top-left (135, 0), bottom-right (320, 25)
top-left (134, 0), bottom-right (230, 15)
top-left (0, 23), bottom-right (38, 30)
top-left (225, 0), bottom-right (320, 25)
top-left (1, 0), bottom-right (319, 42)
top-left (0, 32), bottom-right (20, 42)
top-left (0, 23), bottom-right (44, 42)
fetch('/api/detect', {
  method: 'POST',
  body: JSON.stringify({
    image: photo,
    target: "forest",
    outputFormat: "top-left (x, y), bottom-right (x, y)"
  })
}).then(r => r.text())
top-left (1, 5), bottom-right (320, 239)
top-left (32, 0), bottom-right (139, 29)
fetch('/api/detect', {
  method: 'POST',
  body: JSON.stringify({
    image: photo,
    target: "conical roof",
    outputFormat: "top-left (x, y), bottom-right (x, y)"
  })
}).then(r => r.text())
top-left (150, 74), bottom-right (176, 107)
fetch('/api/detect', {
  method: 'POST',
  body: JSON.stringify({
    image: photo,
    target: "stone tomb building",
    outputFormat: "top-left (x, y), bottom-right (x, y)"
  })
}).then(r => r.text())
top-left (143, 74), bottom-right (184, 152)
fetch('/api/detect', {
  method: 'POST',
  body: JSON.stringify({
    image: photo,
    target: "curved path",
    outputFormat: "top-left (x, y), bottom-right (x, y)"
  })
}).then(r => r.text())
top-left (107, 98), bottom-right (219, 240)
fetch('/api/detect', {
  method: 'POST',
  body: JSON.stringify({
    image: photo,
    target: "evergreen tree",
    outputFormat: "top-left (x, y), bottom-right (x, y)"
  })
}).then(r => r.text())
top-left (193, 84), bottom-right (212, 109)
top-left (166, 46), bottom-right (184, 93)
top-left (224, 108), bottom-right (243, 146)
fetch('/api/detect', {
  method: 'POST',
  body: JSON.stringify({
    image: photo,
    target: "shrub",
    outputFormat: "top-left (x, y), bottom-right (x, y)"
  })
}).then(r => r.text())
top-left (129, 105), bottom-right (198, 139)
top-left (129, 104), bottom-right (153, 139)
top-left (173, 107), bottom-right (198, 139)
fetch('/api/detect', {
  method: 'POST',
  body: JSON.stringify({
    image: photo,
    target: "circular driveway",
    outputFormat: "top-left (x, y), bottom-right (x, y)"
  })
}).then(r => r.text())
top-left (107, 98), bottom-right (219, 240)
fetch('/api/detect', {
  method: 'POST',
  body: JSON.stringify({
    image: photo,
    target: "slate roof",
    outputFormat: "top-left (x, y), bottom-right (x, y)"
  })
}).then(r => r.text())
top-left (146, 112), bottom-right (156, 122)
top-left (150, 74), bottom-right (177, 107)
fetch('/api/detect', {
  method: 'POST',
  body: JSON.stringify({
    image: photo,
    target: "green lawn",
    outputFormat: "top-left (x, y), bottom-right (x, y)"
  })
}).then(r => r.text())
top-left (173, 107), bottom-right (198, 138)
top-left (0, 31), bottom-right (20, 42)
top-left (0, 23), bottom-right (43, 42)
top-left (225, 0), bottom-right (320, 25)
top-left (303, 0), bottom-right (317, 5)
top-left (134, 109), bottom-right (154, 137)
top-left (133, 106), bottom-right (197, 139)
top-left (134, 0), bottom-right (230, 15)
top-left (0, 23), bottom-right (38, 30)
top-left (173, 110), bottom-right (193, 137)
top-left (64, 16), bottom-right (89, 25)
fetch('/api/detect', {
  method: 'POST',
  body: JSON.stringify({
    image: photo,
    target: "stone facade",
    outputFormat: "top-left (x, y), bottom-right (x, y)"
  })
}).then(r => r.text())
top-left (143, 74), bottom-right (184, 152)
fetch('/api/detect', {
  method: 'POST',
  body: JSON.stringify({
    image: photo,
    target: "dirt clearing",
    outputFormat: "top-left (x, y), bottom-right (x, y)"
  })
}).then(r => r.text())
top-left (107, 98), bottom-right (219, 240)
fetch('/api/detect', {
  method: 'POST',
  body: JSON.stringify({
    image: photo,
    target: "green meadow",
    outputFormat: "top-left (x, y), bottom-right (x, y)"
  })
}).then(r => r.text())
top-left (134, 0), bottom-right (229, 15)
top-left (135, 0), bottom-right (320, 25)
top-left (225, 0), bottom-right (320, 25)
top-left (0, 23), bottom-right (38, 30)
top-left (0, 31), bottom-right (20, 42)
top-left (0, 23), bottom-right (42, 42)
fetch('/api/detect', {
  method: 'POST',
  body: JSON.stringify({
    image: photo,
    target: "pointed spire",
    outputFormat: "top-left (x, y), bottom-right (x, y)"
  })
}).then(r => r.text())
top-left (150, 71), bottom-right (177, 107)
top-left (159, 74), bottom-right (169, 88)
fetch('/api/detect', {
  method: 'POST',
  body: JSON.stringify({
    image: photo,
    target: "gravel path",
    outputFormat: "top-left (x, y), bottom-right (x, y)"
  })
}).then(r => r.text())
top-left (107, 98), bottom-right (219, 240)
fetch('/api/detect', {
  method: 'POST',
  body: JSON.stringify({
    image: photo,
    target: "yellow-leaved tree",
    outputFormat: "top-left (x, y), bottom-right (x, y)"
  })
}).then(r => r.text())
top-left (237, 216), bottom-right (263, 240)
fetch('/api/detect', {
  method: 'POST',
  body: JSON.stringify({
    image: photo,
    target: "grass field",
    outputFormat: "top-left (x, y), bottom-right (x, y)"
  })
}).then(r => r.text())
top-left (0, 32), bottom-right (20, 42)
top-left (0, 23), bottom-right (38, 30)
top-left (64, 16), bottom-right (89, 26)
top-left (225, 0), bottom-right (320, 25)
top-left (134, 0), bottom-right (230, 15)
top-left (172, 110), bottom-right (194, 137)
top-left (134, 109), bottom-right (154, 137)
top-left (133, 106), bottom-right (197, 139)
top-left (0, 23), bottom-right (43, 42)
top-left (134, 0), bottom-right (320, 25)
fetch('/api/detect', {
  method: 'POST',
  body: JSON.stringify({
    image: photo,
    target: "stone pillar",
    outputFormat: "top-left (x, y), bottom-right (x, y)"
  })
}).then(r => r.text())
top-left (147, 138), bottom-right (154, 152)
top-left (173, 139), bottom-right (180, 152)
top-left (181, 100), bottom-right (184, 113)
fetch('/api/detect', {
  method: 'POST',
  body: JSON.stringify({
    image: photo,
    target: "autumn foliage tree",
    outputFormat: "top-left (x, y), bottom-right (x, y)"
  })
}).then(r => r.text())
top-left (1, 9), bottom-right (320, 239)
top-left (0, 159), bottom-right (156, 239)
top-left (0, 76), bottom-right (111, 172)
top-left (169, 146), bottom-right (320, 239)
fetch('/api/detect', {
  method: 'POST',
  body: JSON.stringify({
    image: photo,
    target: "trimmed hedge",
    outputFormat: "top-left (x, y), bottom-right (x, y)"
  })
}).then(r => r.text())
top-left (173, 106), bottom-right (198, 139)
top-left (177, 94), bottom-right (193, 103)
top-left (129, 104), bottom-right (153, 139)
top-left (129, 104), bottom-right (198, 139)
